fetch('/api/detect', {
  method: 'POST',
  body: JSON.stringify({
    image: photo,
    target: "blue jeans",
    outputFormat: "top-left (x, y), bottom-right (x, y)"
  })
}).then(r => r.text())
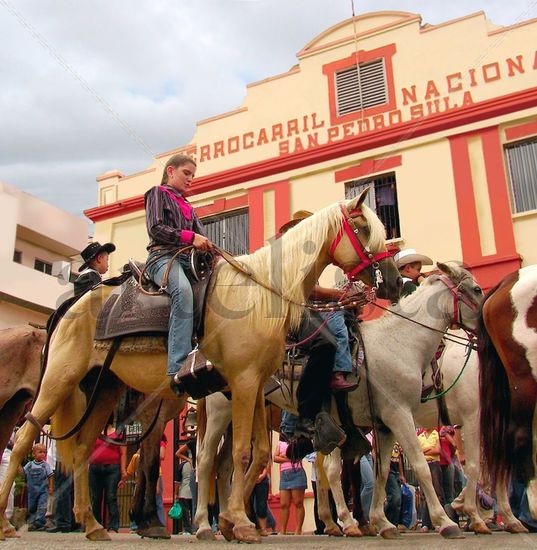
top-left (88, 463), bottom-right (121, 531)
top-left (27, 489), bottom-right (48, 528)
top-left (320, 311), bottom-right (353, 373)
top-left (146, 253), bottom-right (194, 375)
top-left (385, 464), bottom-right (402, 526)
top-left (156, 477), bottom-right (165, 526)
top-left (360, 454), bottom-right (374, 520)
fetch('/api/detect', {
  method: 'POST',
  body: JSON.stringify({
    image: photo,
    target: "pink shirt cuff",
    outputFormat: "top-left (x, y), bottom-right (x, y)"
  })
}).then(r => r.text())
top-left (179, 229), bottom-right (195, 245)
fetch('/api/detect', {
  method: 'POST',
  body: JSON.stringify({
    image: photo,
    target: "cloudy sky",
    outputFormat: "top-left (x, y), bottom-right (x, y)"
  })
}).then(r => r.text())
top-left (1, 0), bottom-right (535, 219)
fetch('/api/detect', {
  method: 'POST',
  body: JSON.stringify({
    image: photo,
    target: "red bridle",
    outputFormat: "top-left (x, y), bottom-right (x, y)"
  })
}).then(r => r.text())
top-left (329, 204), bottom-right (392, 287)
top-left (438, 275), bottom-right (480, 329)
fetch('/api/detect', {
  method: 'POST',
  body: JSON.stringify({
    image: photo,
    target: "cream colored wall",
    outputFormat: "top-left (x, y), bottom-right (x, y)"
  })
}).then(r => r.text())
top-left (513, 213), bottom-right (537, 267)
top-left (15, 238), bottom-right (72, 268)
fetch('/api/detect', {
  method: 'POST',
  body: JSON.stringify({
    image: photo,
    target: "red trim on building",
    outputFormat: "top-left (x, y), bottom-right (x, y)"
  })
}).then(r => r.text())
top-left (322, 44), bottom-right (397, 126)
top-left (85, 86), bottom-right (537, 223)
top-left (505, 118), bottom-right (537, 141)
top-left (448, 127), bottom-right (520, 289)
top-left (334, 155), bottom-right (402, 183)
top-left (197, 195), bottom-right (249, 218)
top-left (247, 180), bottom-right (290, 251)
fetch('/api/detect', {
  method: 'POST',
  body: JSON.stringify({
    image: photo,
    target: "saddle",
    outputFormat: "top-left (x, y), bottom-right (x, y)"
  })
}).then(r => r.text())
top-left (94, 251), bottom-right (215, 341)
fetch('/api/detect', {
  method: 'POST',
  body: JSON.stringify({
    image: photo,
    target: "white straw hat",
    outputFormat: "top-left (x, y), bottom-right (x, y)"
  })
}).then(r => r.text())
top-left (394, 248), bottom-right (433, 268)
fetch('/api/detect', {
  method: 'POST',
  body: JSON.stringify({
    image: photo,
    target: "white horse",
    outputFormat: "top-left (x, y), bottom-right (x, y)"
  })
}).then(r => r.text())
top-left (195, 263), bottom-right (483, 539)
top-left (317, 335), bottom-right (527, 536)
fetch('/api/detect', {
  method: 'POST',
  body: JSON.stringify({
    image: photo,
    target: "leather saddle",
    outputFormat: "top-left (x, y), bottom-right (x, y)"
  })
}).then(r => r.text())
top-left (94, 251), bottom-right (215, 341)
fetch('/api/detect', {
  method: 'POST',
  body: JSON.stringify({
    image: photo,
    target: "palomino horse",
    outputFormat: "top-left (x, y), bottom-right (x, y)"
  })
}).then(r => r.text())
top-left (479, 264), bottom-right (537, 517)
top-left (0, 326), bottom-right (45, 459)
top-left (0, 191), bottom-right (401, 542)
top-left (195, 264), bottom-right (484, 539)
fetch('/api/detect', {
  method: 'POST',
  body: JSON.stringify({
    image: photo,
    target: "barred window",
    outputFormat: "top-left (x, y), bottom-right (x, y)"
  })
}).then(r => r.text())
top-left (34, 258), bottom-right (52, 275)
top-left (505, 139), bottom-right (537, 213)
top-left (202, 208), bottom-right (249, 256)
top-left (345, 172), bottom-right (400, 240)
top-left (335, 59), bottom-right (387, 117)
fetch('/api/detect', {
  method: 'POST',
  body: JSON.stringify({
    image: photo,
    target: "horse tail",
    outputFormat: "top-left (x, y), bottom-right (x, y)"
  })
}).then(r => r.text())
top-left (50, 385), bottom-right (87, 473)
top-left (478, 289), bottom-right (512, 487)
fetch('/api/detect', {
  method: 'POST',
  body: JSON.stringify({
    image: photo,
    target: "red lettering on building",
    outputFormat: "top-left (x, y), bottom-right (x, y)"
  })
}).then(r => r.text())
top-left (447, 72), bottom-right (463, 92)
top-left (200, 144), bottom-right (211, 162)
top-left (243, 132), bottom-right (255, 149)
top-left (425, 80), bottom-right (440, 100)
top-left (228, 136), bottom-right (240, 154)
top-left (506, 55), bottom-right (525, 77)
top-left (213, 141), bottom-right (225, 158)
top-left (257, 128), bottom-right (269, 146)
top-left (287, 119), bottom-right (299, 137)
top-left (482, 62), bottom-right (501, 82)
top-left (401, 86), bottom-right (417, 106)
top-left (271, 123), bottom-right (284, 141)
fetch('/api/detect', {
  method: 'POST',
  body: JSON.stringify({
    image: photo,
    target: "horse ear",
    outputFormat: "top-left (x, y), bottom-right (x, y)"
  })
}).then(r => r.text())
top-left (347, 187), bottom-right (370, 211)
top-left (437, 262), bottom-right (457, 280)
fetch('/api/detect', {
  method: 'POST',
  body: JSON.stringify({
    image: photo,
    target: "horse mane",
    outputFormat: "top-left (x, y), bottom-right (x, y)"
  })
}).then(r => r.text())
top-left (478, 280), bottom-right (514, 488)
top-left (215, 200), bottom-right (385, 334)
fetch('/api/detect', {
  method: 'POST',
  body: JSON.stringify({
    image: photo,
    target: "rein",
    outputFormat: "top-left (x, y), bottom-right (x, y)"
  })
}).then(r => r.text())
top-left (369, 276), bottom-right (479, 349)
top-left (421, 342), bottom-right (474, 402)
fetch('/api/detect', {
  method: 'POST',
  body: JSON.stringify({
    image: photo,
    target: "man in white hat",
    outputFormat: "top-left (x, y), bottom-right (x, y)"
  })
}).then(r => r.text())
top-left (394, 248), bottom-right (433, 297)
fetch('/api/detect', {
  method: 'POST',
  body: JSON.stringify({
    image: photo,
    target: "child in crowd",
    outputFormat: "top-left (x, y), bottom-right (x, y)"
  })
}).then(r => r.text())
top-left (24, 444), bottom-right (53, 531)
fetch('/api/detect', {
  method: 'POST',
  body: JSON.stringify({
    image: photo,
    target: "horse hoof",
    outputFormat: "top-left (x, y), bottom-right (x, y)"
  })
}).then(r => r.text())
top-left (505, 521), bottom-right (529, 534)
top-left (470, 521), bottom-right (492, 535)
top-left (218, 515), bottom-right (236, 541)
top-left (139, 525), bottom-right (170, 539)
top-left (324, 525), bottom-right (343, 537)
top-left (233, 524), bottom-right (260, 543)
top-left (360, 523), bottom-right (377, 537)
top-left (440, 524), bottom-right (465, 539)
top-left (196, 528), bottom-right (217, 541)
top-left (86, 528), bottom-right (111, 541)
top-left (343, 524), bottom-right (363, 537)
top-left (380, 527), bottom-right (400, 539)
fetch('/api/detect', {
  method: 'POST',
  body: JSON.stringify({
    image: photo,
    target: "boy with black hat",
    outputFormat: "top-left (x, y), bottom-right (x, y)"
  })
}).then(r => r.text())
top-left (74, 241), bottom-right (116, 297)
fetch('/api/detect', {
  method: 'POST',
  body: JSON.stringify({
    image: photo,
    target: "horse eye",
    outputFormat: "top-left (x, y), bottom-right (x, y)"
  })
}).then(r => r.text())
top-left (473, 286), bottom-right (482, 294)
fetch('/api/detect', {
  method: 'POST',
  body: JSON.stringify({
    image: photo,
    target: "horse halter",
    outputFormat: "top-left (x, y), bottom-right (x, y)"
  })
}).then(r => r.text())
top-left (438, 275), bottom-right (480, 329)
top-left (329, 204), bottom-right (391, 289)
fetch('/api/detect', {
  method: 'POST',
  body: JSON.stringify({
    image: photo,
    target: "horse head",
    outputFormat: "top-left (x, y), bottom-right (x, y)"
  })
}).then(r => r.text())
top-left (435, 262), bottom-right (484, 332)
top-left (330, 188), bottom-right (401, 302)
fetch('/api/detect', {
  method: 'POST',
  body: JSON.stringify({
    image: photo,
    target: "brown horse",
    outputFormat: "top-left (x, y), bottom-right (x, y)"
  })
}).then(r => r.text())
top-left (0, 326), bottom-right (45, 458)
top-left (479, 265), bottom-right (537, 514)
top-left (0, 191), bottom-right (401, 542)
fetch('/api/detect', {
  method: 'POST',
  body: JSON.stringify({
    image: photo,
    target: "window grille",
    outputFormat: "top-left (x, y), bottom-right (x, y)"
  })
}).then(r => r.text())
top-left (34, 259), bottom-right (52, 275)
top-left (335, 58), bottom-right (387, 116)
top-left (202, 208), bottom-right (249, 256)
top-left (345, 172), bottom-right (400, 240)
top-left (505, 139), bottom-right (537, 213)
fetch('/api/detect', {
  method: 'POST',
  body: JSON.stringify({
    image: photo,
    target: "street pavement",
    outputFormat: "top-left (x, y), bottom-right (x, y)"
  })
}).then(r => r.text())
top-left (3, 530), bottom-right (537, 549)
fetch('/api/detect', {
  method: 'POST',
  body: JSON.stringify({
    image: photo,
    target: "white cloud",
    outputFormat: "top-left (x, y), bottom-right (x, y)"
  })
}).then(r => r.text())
top-left (0, 0), bottom-right (535, 217)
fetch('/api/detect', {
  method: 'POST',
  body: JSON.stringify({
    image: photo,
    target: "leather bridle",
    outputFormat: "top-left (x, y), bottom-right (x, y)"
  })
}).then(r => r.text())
top-left (438, 275), bottom-right (481, 329)
top-left (329, 204), bottom-right (392, 289)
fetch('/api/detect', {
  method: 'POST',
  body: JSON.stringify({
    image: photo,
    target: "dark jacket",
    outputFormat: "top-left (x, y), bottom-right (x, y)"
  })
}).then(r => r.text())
top-left (74, 269), bottom-right (101, 297)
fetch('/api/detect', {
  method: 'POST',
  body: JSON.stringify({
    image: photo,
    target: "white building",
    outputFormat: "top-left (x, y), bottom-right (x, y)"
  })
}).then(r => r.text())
top-left (0, 182), bottom-right (89, 328)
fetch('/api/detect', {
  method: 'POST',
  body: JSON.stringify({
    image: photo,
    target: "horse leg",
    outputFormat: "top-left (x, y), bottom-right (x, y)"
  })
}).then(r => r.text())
top-left (497, 478), bottom-right (528, 533)
top-left (215, 426), bottom-right (233, 520)
top-left (243, 387), bottom-right (270, 502)
top-left (324, 449), bottom-right (361, 537)
top-left (389, 416), bottom-right (463, 538)
top-left (71, 381), bottom-right (123, 540)
top-left (196, 395), bottom-right (231, 540)
top-left (526, 406), bottom-right (537, 520)
top-left (458, 420), bottom-right (491, 534)
top-left (315, 457), bottom-right (342, 537)
top-left (136, 408), bottom-right (170, 539)
top-left (368, 430), bottom-right (400, 538)
top-left (219, 375), bottom-right (260, 543)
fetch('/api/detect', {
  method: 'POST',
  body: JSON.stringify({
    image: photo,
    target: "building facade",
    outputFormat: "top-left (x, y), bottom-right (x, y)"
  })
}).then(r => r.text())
top-left (84, 10), bottom-right (537, 530)
top-left (0, 182), bottom-right (89, 328)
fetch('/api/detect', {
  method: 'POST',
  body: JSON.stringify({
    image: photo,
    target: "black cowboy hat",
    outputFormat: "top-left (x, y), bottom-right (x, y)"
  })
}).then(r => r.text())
top-left (80, 241), bottom-right (116, 270)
